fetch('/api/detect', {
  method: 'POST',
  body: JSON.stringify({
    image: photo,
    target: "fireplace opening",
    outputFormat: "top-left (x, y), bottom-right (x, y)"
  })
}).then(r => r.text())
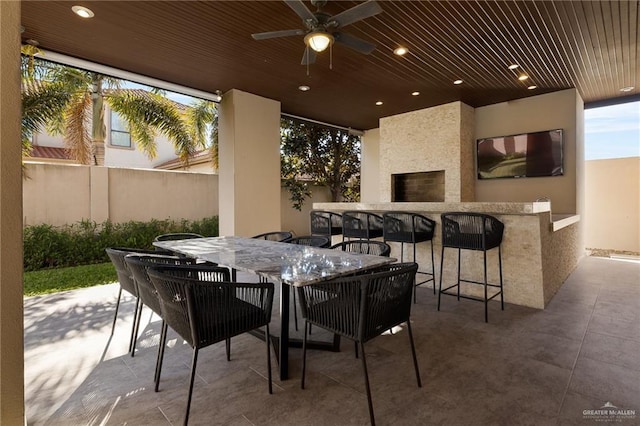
top-left (392, 171), bottom-right (445, 202)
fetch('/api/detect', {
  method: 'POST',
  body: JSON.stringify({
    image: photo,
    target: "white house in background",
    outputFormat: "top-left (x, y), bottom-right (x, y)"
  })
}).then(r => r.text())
top-left (25, 91), bottom-right (215, 174)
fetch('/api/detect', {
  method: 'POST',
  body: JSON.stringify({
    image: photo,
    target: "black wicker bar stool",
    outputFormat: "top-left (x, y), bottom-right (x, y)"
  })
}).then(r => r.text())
top-left (383, 212), bottom-right (436, 303)
top-left (437, 212), bottom-right (505, 322)
top-left (310, 210), bottom-right (342, 239)
top-left (342, 211), bottom-right (384, 241)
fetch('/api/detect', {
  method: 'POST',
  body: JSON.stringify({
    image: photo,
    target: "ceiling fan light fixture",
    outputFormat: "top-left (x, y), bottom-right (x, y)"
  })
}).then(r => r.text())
top-left (305, 31), bottom-right (334, 52)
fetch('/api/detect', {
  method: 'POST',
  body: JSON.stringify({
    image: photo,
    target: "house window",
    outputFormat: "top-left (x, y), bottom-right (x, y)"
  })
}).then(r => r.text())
top-left (110, 111), bottom-right (131, 148)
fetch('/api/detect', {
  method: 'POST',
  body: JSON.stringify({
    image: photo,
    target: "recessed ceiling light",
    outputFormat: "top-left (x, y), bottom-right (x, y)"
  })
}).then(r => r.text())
top-left (298, 85), bottom-right (310, 92)
top-left (72, 5), bottom-right (94, 18)
top-left (453, 79), bottom-right (463, 85)
top-left (518, 75), bottom-right (529, 81)
top-left (375, 101), bottom-right (383, 106)
top-left (527, 85), bottom-right (537, 90)
top-left (25, 39), bottom-right (39, 46)
top-left (620, 86), bottom-right (635, 92)
top-left (411, 91), bottom-right (420, 96)
top-left (393, 47), bottom-right (409, 56)
top-left (508, 64), bottom-right (520, 70)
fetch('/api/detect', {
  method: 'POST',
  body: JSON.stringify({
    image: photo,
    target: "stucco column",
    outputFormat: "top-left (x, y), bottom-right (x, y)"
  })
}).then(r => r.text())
top-left (0, 1), bottom-right (25, 424)
top-left (218, 89), bottom-right (281, 236)
top-left (360, 128), bottom-right (381, 202)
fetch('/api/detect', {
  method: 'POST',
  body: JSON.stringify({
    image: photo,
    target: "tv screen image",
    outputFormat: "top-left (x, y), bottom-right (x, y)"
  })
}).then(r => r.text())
top-left (476, 129), bottom-right (564, 179)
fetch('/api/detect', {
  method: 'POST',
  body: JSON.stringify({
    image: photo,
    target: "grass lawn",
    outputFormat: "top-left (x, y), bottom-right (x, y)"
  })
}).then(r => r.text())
top-left (24, 263), bottom-right (117, 297)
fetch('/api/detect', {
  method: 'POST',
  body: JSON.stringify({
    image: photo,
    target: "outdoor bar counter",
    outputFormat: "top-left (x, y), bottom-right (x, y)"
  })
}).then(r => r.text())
top-left (313, 201), bottom-right (582, 309)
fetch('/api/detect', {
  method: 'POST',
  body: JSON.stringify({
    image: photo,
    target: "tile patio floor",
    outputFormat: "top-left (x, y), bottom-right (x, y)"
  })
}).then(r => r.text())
top-left (24, 256), bottom-right (640, 425)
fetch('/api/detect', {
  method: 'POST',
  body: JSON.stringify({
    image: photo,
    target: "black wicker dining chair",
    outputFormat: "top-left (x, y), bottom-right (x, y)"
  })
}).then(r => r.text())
top-left (147, 264), bottom-right (274, 426)
top-left (154, 233), bottom-right (205, 241)
top-left (286, 235), bottom-right (331, 330)
top-left (438, 212), bottom-right (505, 322)
top-left (297, 262), bottom-right (421, 426)
top-left (105, 247), bottom-right (173, 356)
top-left (124, 255), bottom-right (228, 391)
top-left (342, 211), bottom-right (384, 241)
top-left (252, 231), bottom-right (293, 242)
top-left (330, 240), bottom-right (391, 257)
top-left (287, 235), bottom-right (331, 248)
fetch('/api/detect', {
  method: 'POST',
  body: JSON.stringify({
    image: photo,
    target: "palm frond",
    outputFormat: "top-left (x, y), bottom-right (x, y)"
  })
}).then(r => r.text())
top-left (21, 80), bottom-right (72, 149)
top-left (107, 91), bottom-right (194, 162)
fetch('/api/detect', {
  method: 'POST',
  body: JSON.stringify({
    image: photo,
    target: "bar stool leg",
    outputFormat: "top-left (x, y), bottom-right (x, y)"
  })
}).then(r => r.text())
top-left (499, 246), bottom-right (504, 310)
top-left (484, 250), bottom-right (488, 323)
top-left (456, 249), bottom-right (461, 301)
top-left (430, 240), bottom-right (436, 294)
top-left (437, 246), bottom-right (445, 311)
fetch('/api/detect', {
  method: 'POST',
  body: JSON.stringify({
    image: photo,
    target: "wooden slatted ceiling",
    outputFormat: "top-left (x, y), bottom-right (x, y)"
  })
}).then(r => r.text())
top-left (20, 1), bottom-right (639, 130)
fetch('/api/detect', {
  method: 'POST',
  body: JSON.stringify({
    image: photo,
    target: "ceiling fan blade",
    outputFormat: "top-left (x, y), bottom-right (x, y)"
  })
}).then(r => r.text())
top-left (334, 32), bottom-right (377, 54)
top-left (330, 0), bottom-right (382, 28)
top-left (252, 29), bottom-right (306, 40)
top-left (301, 48), bottom-right (317, 65)
top-left (284, 0), bottom-right (316, 22)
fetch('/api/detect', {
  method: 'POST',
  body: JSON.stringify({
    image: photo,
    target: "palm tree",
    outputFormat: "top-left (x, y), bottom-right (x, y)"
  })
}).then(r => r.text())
top-left (21, 52), bottom-right (217, 166)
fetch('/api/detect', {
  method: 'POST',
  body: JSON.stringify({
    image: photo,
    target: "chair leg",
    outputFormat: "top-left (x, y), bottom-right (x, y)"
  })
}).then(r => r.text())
top-left (154, 321), bottom-right (167, 392)
top-left (360, 343), bottom-right (376, 426)
top-left (406, 321), bottom-right (422, 387)
top-left (129, 297), bottom-right (142, 356)
top-left (111, 287), bottom-right (123, 336)
top-left (184, 348), bottom-right (199, 426)
top-left (437, 246), bottom-right (445, 311)
top-left (225, 338), bottom-right (231, 361)
top-left (265, 324), bottom-right (272, 394)
top-left (301, 321), bottom-right (309, 389)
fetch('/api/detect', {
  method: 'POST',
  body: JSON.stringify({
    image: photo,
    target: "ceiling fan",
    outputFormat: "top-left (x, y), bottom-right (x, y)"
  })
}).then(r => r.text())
top-left (251, 0), bottom-right (383, 66)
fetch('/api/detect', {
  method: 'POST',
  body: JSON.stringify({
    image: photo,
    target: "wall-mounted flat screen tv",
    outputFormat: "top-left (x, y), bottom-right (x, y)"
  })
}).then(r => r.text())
top-left (476, 129), bottom-right (564, 179)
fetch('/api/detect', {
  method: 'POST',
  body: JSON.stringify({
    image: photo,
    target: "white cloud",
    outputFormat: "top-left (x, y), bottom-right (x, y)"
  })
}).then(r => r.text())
top-left (585, 101), bottom-right (640, 134)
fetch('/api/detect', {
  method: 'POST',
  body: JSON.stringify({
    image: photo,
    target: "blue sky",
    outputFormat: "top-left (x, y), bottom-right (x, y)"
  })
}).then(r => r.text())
top-left (584, 101), bottom-right (639, 160)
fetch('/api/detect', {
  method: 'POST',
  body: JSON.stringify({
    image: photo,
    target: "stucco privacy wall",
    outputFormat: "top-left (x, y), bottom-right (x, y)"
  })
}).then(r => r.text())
top-left (0, 1), bottom-right (25, 423)
top-left (475, 89), bottom-right (583, 215)
top-left (23, 164), bottom-right (217, 226)
top-left (585, 157), bottom-right (640, 252)
top-left (379, 101), bottom-right (475, 202)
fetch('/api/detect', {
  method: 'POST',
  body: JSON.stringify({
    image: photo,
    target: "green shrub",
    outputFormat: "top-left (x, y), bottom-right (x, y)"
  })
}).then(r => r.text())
top-left (23, 216), bottom-right (218, 271)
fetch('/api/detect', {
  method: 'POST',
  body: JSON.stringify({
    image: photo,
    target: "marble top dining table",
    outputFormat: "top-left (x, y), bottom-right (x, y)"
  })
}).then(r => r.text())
top-left (153, 236), bottom-right (395, 380)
